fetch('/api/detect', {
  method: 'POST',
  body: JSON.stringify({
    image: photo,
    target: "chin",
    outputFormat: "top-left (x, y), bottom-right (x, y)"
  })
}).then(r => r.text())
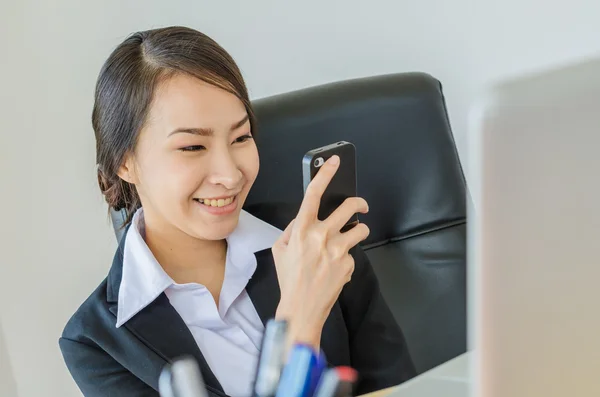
top-left (193, 213), bottom-right (241, 241)
top-left (199, 228), bottom-right (237, 241)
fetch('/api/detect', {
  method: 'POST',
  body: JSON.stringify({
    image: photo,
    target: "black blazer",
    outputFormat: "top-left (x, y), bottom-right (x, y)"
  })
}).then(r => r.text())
top-left (59, 227), bottom-right (416, 396)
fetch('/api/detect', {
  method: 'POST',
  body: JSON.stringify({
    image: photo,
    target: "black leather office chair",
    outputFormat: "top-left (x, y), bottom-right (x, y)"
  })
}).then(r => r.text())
top-left (111, 72), bottom-right (467, 375)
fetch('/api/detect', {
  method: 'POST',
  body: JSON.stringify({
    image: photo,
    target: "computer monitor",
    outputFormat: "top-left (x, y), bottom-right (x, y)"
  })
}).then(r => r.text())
top-left (470, 56), bottom-right (600, 397)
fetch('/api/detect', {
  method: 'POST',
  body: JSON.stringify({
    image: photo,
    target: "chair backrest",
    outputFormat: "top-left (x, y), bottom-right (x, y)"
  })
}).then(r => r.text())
top-left (110, 72), bottom-right (467, 373)
top-left (246, 73), bottom-right (466, 243)
top-left (247, 73), bottom-right (467, 373)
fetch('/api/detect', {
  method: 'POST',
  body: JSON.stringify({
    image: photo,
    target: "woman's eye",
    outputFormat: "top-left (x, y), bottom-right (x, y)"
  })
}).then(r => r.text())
top-left (179, 145), bottom-right (206, 152)
top-left (233, 134), bottom-right (253, 144)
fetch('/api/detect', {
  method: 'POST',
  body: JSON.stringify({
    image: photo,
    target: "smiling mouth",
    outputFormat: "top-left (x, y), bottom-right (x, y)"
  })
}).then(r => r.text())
top-left (194, 196), bottom-right (237, 208)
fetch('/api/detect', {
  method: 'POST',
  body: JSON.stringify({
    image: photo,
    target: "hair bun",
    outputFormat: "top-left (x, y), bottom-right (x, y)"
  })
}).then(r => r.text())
top-left (97, 166), bottom-right (132, 211)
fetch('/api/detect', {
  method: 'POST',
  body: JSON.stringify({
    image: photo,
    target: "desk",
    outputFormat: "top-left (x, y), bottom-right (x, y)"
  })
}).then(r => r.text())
top-left (361, 352), bottom-right (471, 397)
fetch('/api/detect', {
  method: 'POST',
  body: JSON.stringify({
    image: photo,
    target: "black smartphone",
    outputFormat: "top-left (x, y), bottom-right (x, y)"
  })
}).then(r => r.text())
top-left (302, 141), bottom-right (358, 232)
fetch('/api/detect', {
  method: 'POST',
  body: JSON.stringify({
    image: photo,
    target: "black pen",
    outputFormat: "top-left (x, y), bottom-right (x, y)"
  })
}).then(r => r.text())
top-left (253, 319), bottom-right (289, 397)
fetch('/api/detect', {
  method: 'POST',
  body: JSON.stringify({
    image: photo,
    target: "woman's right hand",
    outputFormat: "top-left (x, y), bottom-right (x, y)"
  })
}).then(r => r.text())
top-left (271, 155), bottom-right (370, 352)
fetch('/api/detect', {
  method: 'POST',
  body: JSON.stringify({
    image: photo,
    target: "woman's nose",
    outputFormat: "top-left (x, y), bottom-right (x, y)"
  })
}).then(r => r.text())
top-left (206, 149), bottom-right (243, 189)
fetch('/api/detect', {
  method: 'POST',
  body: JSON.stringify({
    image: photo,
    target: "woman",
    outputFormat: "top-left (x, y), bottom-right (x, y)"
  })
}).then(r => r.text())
top-left (59, 26), bottom-right (415, 397)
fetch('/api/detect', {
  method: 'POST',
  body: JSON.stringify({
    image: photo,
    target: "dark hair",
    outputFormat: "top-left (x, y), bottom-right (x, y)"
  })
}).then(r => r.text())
top-left (93, 26), bottom-right (255, 225)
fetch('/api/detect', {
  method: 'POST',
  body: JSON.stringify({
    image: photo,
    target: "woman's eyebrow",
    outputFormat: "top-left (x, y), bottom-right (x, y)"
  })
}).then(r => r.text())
top-left (168, 115), bottom-right (249, 137)
top-left (230, 114), bottom-right (249, 130)
top-left (168, 127), bottom-right (213, 137)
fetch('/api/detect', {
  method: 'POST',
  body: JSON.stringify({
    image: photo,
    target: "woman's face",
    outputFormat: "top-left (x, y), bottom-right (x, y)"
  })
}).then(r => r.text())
top-left (120, 73), bottom-right (259, 241)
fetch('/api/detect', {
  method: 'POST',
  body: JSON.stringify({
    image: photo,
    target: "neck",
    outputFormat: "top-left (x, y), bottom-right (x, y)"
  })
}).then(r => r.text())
top-left (140, 211), bottom-right (227, 285)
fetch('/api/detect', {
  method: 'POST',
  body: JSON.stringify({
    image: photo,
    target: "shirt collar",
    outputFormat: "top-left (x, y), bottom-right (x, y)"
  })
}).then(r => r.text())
top-left (115, 208), bottom-right (282, 328)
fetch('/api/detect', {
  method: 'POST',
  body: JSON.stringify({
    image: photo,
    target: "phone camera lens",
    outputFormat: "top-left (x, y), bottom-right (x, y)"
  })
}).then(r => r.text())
top-left (314, 157), bottom-right (324, 168)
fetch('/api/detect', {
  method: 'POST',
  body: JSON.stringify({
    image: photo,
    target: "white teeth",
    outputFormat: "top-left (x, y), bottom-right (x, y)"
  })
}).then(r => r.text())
top-left (197, 196), bottom-right (234, 207)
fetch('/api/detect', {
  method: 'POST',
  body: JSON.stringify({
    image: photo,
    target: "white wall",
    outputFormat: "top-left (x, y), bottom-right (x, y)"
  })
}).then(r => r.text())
top-left (0, 320), bottom-right (18, 397)
top-left (1, 0), bottom-right (599, 396)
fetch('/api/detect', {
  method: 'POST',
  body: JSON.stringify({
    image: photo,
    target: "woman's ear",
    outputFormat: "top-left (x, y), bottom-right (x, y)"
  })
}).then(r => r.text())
top-left (117, 153), bottom-right (138, 185)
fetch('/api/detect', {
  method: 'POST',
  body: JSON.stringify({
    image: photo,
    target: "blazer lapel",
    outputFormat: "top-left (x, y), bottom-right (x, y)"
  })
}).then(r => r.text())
top-left (105, 228), bottom-right (226, 396)
top-left (246, 248), bottom-right (351, 367)
top-left (246, 248), bottom-right (281, 324)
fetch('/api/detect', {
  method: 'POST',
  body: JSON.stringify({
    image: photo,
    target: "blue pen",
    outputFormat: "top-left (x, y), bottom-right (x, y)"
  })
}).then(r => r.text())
top-left (275, 344), bottom-right (326, 397)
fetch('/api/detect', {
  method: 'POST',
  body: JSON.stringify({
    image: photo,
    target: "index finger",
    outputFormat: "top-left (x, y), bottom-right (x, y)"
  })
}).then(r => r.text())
top-left (296, 155), bottom-right (340, 229)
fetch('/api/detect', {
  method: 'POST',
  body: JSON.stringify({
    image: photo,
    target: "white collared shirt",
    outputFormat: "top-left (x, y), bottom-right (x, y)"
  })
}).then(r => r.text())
top-left (116, 208), bottom-right (282, 397)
